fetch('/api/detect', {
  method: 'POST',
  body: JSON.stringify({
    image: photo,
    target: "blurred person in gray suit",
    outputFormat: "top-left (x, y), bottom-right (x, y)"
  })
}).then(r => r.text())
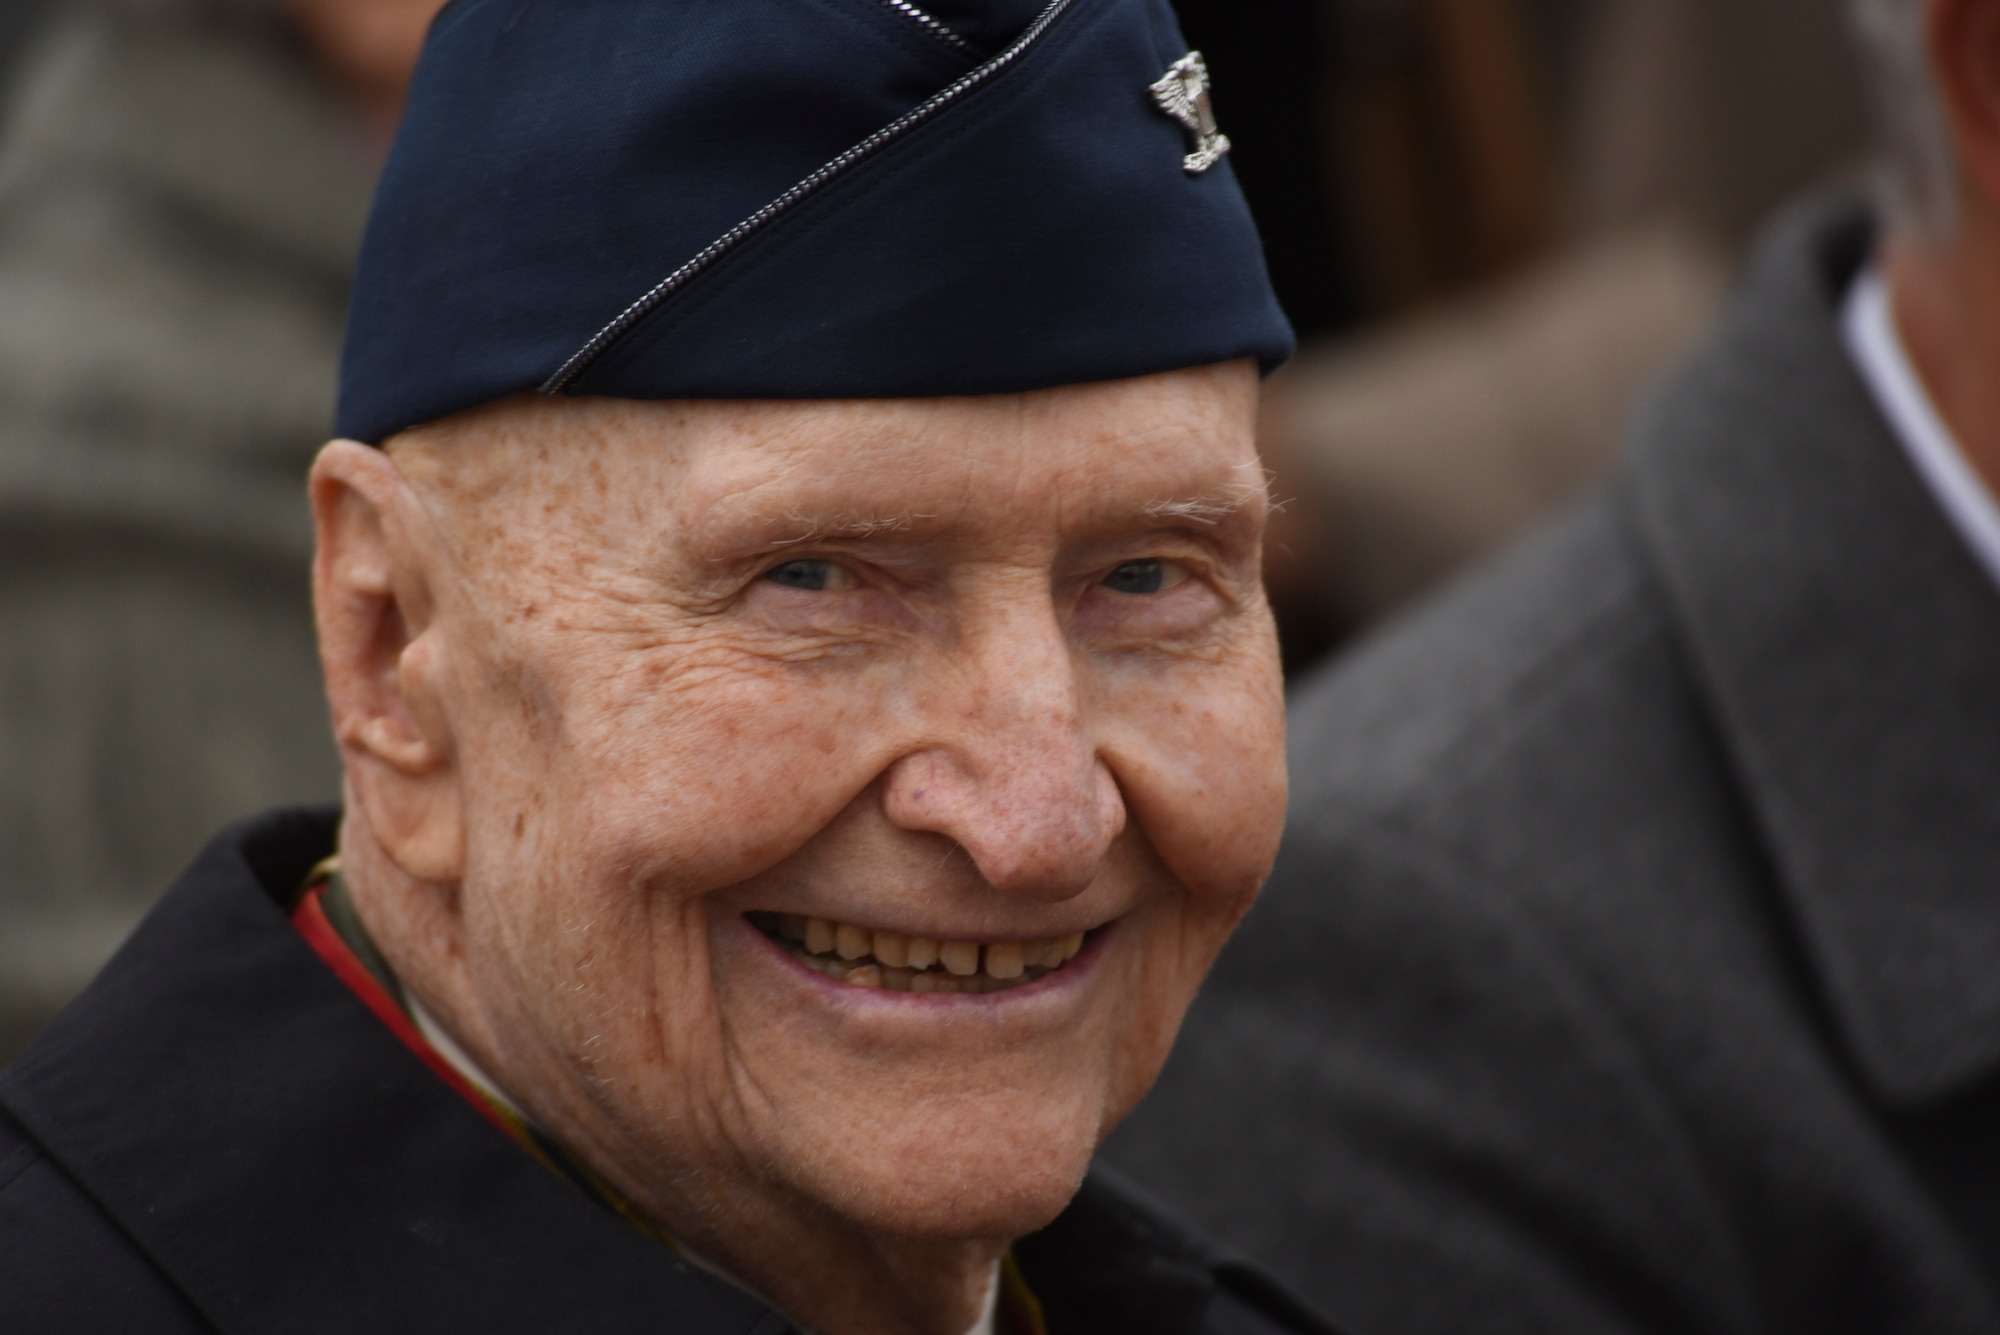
top-left (1107, 0), bottom-right (2000, 1331)
top-left (0, 0), bottom-right (442, 1059)
top-left (1266, 0), bottom-right (1873, 637)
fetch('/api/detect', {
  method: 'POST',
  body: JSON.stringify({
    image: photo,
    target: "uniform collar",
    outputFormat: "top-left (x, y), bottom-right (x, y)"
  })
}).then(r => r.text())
top-left (0, 807), bottom-right (789, 1335)
top-left (1631, 194), bottom-right (2000, 1105)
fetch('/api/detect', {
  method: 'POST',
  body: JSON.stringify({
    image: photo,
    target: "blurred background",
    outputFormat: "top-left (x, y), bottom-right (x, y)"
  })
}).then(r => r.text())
top-left (1169, 0), bottom-right (1869, 671)
top-left (0, 0), bottom-right (1870, 1060)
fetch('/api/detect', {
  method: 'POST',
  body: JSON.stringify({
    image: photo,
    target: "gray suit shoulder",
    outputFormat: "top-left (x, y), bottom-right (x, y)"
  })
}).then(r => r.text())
top-left (1286, 484), bottom-right (1669, 834)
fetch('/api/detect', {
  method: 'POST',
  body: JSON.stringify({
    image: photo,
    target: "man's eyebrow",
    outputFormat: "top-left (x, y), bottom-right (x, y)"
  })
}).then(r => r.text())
top-left (698, 463), bottom-right (1273, 555)
top-left (764, 509), bottom-right (939, 547)
top-left (1140, 466), bottom-right (1275, 527)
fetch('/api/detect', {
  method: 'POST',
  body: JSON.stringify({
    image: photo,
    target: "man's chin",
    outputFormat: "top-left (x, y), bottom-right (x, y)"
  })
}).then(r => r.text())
top-left (776, 1107), bottom-right (1103, 1244)
top-left (834, 1164), bottom-right (1093, 1245)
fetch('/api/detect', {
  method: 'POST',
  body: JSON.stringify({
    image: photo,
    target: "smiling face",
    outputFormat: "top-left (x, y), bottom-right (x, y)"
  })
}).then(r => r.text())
top-left (310, 362), bottom-right (1284, 1324)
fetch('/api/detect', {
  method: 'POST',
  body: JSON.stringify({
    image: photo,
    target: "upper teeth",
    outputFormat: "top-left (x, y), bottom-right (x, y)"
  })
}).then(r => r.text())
top-left (753, 913), bottom-right (1086, 994)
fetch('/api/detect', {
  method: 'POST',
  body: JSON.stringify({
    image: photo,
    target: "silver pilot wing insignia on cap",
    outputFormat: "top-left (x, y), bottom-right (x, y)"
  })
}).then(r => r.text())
top-left (1150, 51), bottom-right (1231, 175)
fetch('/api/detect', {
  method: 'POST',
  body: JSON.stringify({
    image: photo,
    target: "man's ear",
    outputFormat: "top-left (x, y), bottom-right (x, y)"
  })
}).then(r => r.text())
top-left (1932, 0), bottom-right (2000, 210)
top-left (310, 440), bottom-right (465, 883)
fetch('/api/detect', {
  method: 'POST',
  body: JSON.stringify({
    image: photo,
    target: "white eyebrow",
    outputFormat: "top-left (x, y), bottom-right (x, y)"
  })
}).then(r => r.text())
top-left (1141, 465), bottom-right (1274, 526)
top-left (768, 509), bottom-right (938, 546)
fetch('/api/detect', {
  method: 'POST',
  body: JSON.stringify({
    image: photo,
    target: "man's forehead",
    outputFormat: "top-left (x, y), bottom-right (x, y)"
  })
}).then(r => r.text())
top-left (388, 371), bottom-right (1261, 559)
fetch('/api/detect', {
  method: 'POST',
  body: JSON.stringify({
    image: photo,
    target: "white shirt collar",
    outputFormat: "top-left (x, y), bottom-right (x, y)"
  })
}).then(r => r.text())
top-left (1841, 264), bottom-right (2000, 593)
top-left (407, 994), bottom-right (528, 1120)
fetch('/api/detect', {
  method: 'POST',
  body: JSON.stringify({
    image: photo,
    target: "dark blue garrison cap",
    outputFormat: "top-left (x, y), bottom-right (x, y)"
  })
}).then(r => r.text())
top-left (336, 0), bottom-right (1295, 444)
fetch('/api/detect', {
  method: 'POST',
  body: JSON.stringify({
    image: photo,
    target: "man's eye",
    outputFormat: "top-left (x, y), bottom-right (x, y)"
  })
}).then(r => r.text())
top-left (1101, 559), bottom-right (1190, 595)
top-left (764, 559), bottom-right (854, 591)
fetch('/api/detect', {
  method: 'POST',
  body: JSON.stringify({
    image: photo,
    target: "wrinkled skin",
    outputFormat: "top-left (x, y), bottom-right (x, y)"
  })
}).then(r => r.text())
top-left (309, 362), bottom-right (1285, 1335)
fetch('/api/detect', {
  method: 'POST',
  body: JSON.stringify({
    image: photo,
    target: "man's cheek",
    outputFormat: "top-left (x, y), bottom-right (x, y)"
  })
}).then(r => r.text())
top-left (576, 677), bottom-right (900, 890)
top-left (1105, 685), bottom-right (1286, 901)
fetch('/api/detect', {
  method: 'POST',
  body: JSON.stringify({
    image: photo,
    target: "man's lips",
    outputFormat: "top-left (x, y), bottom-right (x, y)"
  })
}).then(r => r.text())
top-left (746, 911), bottom-right (1093, 995)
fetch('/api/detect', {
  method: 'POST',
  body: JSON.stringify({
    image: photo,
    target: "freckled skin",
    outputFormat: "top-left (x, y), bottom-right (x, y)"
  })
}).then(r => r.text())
top-left (309, 363), bottom-right (1284, 1335)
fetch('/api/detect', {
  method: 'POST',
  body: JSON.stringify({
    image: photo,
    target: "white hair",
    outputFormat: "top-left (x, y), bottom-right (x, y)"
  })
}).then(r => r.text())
top-left (1848, 0), bottom-right (1960, 233)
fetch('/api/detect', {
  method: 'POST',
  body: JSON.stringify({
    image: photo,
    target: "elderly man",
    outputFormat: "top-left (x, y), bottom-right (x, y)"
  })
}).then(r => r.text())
top-left (1107, 0), bottom-right (2000, 1332)
top-left (0, 3), bottom-right (1332, 1332)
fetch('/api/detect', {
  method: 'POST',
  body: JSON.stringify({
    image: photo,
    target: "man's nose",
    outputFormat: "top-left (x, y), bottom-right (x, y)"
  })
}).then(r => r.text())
top-left (880, 613), bottom-right (1125, 902)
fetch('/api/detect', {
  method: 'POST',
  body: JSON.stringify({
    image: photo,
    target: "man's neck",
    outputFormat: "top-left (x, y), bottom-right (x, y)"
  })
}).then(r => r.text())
top-left (326, 850), bottom-right (1018, 1335)
top-left (1882, 217), bottom-right (2000, 511)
